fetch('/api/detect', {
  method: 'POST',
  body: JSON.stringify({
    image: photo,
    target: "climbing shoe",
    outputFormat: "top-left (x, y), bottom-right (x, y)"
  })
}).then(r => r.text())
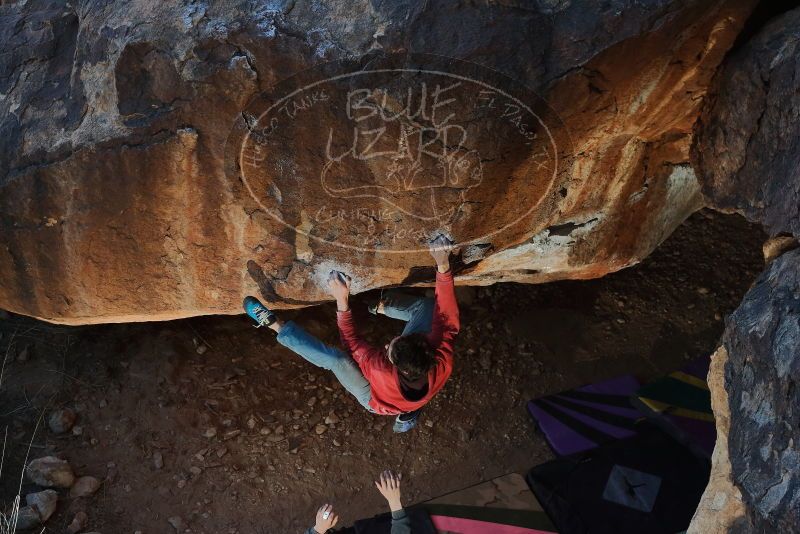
top-left (243, 296), bottom-right (276, 327)
top-left (392, 410), bottom-right (420, 433)
top-left (367, 289), bottom-right (385, 316)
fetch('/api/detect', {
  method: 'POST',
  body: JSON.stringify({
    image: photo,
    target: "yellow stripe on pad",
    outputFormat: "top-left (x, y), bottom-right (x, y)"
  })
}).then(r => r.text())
top-left (670, 371), bottom-right (709, 390)
top-left (638, 398), bottom-right (715, 422)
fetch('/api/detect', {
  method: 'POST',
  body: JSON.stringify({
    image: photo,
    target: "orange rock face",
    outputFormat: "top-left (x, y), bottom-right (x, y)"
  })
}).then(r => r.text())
top-left (0, 0), bottom-right (754, 324)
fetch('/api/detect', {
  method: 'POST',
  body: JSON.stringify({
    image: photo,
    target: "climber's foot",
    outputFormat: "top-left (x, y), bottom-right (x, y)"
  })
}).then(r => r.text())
top-left (243, 296), bottom-right (277, 328)
top-left (392, 410), bottom-right (420, 433)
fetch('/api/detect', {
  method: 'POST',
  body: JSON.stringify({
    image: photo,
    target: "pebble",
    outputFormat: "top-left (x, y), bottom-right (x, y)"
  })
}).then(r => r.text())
top-left (189, 466), bottom-right (202, 476)
top-left (196, 344), bottom-right (208, 354)
top-left (26, 456), bottom-right (75, 488)
top-left (16, 506), bottom-right (41, 530)
top-left (259, 427), bottom-right (271, 435)
top-left (153, 451), bottom-right (164, 470)
top-left (70, 476), bottom-right (102, 497)
top-left (247, 417), bottom-right (257, 430)
top-left (203, 427), bottom-right (217, 438)
top-left (324, 413), bottom-right (340, 425)
top-left (26, 489), bottom-right (58, 522)
top-left (68, 511), bottom-right (89, 533)
top-left (333, 439), bottom-right (342, 447)
top-left (314, 424), bottom-right (327, 435)
top-left (48, 407), bottom-right (77, 434)
top-left (222, 430), bottom-right (241, 441)
top-left (72, 425), bottom-right (83, 436)
top-left (425, 420), bottom-right (434, 428)
top-left (168, 516), bottom-right (185, 532)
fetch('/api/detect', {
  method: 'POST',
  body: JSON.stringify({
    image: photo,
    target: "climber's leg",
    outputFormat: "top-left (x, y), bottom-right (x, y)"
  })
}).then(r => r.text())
top-left (276, 321), bottom-right (373, 412)
top-left (243, 296), bottom-right (373, 411)
top-left (378, 291), bottom-right (436, 335)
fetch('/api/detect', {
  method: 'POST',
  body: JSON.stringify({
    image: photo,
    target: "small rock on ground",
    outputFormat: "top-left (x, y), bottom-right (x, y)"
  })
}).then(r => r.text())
top-left (70, 475), bottom-right (102, 497)
top-left (16, 506), bottom-right (41, 530)
top-left (48, 407), bottom-right (77, 434)
top-left (26, 489), bottom-right (58, 522)
top-left (68, 511), bottom-right (89, 533)
top-left (27, 456), bottom-right (75, 488)
top-left (168, 515), bottom-right (185, 531)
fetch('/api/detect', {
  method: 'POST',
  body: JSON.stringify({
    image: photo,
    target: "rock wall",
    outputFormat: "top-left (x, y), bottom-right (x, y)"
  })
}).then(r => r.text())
top-left (693, 7), bottom-right (800, 239)
top-left (0, 0), bottom-right (755, 324)
top-left (691, 7), bottom-right (800, 532)
top-left (724, 250), bottom-right (800, 531)
top-left (687, 347), bottom-right (747, 533)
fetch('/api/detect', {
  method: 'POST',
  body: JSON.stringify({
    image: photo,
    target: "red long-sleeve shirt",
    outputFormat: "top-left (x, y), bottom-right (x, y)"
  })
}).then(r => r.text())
top-left (336, 270), bottom-right (460, 415)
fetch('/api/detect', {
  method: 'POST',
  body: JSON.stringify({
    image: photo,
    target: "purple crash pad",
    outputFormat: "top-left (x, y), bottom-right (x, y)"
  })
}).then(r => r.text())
top-left (527, 375), bottom-right (644, 456)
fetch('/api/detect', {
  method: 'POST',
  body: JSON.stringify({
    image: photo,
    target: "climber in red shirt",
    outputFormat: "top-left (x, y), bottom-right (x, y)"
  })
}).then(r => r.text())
top-left (243, 235), bottom-right (459, 432)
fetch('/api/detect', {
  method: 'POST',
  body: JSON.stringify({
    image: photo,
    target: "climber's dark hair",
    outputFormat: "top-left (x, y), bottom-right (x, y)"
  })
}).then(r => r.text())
top-left (389, 333), bottom-right (435, 381)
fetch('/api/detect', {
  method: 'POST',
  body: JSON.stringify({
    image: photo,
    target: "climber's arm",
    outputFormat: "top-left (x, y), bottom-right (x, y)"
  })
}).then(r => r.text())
top-left (330, 271), bottom-right (380, 364)
top-left (426, 236), bottom-right (460, 348)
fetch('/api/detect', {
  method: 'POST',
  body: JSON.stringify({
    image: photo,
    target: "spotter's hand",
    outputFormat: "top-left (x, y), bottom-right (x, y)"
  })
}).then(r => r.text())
top-left (314, 503), bottom-right (338, 533)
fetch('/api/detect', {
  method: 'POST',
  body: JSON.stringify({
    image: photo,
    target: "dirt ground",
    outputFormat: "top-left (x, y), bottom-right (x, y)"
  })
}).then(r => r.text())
top-left (1, 209), bottom-right (766, 534)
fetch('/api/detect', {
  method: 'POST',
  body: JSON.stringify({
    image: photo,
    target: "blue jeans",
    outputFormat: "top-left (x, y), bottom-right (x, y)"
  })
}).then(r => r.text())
top-left (276, 292), bottom-right (434, 412)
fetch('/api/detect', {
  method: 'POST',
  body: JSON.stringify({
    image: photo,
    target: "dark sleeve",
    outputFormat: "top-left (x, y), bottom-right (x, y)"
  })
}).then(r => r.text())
top-left (304, 528), bottom-right (319, 534)
top-left (390, 509), bottom-right (411, 534)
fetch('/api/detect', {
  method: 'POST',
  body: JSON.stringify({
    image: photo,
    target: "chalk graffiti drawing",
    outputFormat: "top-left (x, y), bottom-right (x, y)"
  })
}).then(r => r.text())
top-left (226, 54), bottom-right (563, 253)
